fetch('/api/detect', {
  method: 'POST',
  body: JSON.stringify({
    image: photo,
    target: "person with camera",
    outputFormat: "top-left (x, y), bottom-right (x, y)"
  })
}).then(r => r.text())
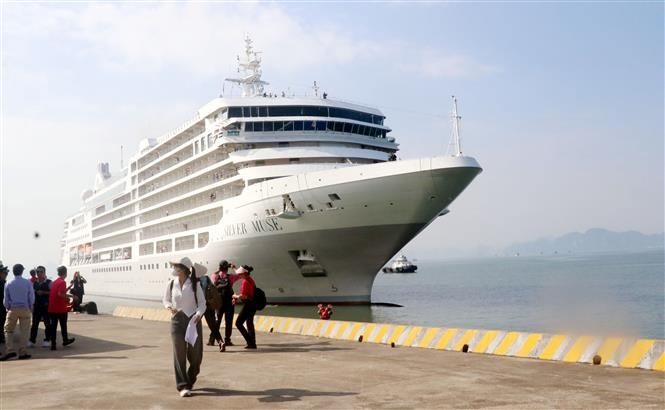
top-left (210, 260), bottom-right (239, 351)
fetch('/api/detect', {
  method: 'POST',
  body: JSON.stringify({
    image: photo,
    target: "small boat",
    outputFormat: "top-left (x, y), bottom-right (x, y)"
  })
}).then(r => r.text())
top-left (382, 255), bottom-right (417, 273)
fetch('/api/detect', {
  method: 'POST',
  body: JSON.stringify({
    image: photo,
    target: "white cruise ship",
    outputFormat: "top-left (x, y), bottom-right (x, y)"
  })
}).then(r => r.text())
top-left (60, 38), bottom-right (482, 304)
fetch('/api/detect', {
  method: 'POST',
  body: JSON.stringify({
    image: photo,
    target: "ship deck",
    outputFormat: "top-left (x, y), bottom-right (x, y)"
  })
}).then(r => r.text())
top-left (1, 314), bottom-right (662, 409)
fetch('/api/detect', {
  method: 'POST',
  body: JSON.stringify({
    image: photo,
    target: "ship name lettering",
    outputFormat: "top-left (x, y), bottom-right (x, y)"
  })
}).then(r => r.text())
top-left (224, 222), bottom-right (248, 237)
top-left (250, 218), bottom-right (283, 233)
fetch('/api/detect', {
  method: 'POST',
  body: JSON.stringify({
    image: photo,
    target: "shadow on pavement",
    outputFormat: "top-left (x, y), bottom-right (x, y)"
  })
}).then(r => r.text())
top-left (193, 387), bottom-right (357, 402)
top-left (218, 340), bottom-right (352, 354)
top-left (10, 332), bottom-right (158, 360)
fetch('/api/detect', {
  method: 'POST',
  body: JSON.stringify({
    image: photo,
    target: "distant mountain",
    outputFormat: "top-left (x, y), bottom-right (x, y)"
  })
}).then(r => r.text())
top-left (504, 228), bottom-right (664, 256)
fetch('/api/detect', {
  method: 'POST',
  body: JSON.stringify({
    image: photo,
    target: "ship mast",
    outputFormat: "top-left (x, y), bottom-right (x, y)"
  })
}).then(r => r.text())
top-left (451, 95), bottom-right (462, 157)
top-left (224, 36), bottom-right (269, 97)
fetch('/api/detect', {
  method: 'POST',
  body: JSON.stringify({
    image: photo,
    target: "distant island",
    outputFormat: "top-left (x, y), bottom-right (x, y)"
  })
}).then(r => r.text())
top-left (504, 228), bottom-right (664, 256)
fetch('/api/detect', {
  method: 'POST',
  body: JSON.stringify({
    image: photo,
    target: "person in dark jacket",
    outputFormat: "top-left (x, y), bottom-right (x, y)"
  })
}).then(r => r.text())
top-left (0, 261), bottom-right (8, 347)
top-left (211, 260), bottom-right (239, 350)
top-left (29, 266), bottom-right (52, 347)
top-left (68, 271), bottom-right (86, 312)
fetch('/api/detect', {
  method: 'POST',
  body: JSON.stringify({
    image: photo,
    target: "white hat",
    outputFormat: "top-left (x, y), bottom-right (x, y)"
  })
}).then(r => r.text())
top-left (170, 257), bottom-right (193, 270)
top-left (235, 266), bottom-right (248, 275)
top-left (171, 257), bottom-right (208, 277)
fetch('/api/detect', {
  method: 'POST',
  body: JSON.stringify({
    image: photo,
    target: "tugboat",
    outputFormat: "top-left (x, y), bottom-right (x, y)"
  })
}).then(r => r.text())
top-left (382, 255), bottom-right (418, 273)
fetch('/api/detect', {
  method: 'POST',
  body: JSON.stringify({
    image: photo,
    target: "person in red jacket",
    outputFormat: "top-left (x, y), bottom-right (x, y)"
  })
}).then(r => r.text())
top-left (232, 265), bottom-right (257, 349)
top-left (48, 266), bottom-right (75, 350)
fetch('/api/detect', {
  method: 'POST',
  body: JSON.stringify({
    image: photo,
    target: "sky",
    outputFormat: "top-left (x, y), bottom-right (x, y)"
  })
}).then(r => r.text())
top-left (1, 1), bottom-right (663, 269)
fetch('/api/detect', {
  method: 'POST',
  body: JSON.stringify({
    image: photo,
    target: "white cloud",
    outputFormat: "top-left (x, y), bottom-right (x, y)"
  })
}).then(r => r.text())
top-left (3, 2), bottom-right (494, 79)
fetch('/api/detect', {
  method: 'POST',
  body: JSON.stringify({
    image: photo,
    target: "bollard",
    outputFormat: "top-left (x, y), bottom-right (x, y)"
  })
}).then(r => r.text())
top-left (358, 335), bottom-right (363, 342)
top-left (462, 344), bottom-right (469, 353)
top-left (593, 355), bottom-right (602, 365)
top-left (390, 342), bottom-right (395, 348)
top-left (270, 327), bottom-right (274, 333)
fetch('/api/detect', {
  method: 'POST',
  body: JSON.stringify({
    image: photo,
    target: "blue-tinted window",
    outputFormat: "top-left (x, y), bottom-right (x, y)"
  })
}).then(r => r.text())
top-left (251, 107), bottom-right (259, 117)
top-left (264, 122), bottom-right (273, 132)
top-left (228, 107), bottom-right (243, 118)
top-left (316, 121), bottom-right (326, 131)
top-left (254, 122), bottom-right (264, 132)
top-left (304, 121), bottom-right (315, 131)
top-left (259, 106), bottom-right (268, 117)
top-left (343, 123), bottom-right (353, 133)
top-left (245, 122), bottom-right (254, 132)
top-left (334, 122), bottom-right (343, 132)
top-left (294, 121), bottom-right (304, 131)
top-left (284, 121), bottom-right (294, 131)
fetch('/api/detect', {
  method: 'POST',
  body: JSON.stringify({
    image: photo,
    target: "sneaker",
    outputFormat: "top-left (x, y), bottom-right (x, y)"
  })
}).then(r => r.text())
top-left (0, 352), bottom-right (17, 361)
top-left (18, 354), bottom-right (31, 360)
top-left (27, 342), bottom-right (35, 348)
top-left (42, 341), bottom-right (51, 348)
top-left (63, 338), bottom-right (75, 346)
top-left (219, 342), bottom-right (226, 352)
top-left (179, 389), bottom-right (192, 398)
top-left (224, 340), bottom-right (234, 346)
top-left (244, 344), bottom-right (257, 350)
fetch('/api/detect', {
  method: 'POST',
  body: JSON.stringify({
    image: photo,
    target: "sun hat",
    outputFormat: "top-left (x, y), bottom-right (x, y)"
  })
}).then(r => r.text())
top-left (235, 266), bottom-right (249, 275)
top-left (170, 257), bottom-right (207, 277)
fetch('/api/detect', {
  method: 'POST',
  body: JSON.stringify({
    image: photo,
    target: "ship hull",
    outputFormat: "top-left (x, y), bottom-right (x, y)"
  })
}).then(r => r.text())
top-left (76, 156), bottom-right (481, 304)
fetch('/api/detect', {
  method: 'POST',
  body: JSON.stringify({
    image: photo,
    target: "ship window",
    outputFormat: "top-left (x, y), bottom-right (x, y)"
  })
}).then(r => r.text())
top-left (334, 122), bottom-right (343, 132)
top-left (351, 124), bottom-right (359, 134)
top-left (242, 107), bottom-right (250, 117)
top-left (251, 107), bottom-right (259, 117)
top-left (200, 137), bottom-right (205, 150)
top-left (198, 232), bottom-right (209, 248)
top-left (328, 193), bottom-right (341, 201)
top-left (156, 239), bottom-right (172, 253)
top-left (369, 127), bottom-right (377, 137)
top-left (274, 121), bottom-right (284, 131)
top-left (316, 121), bottom-right (326, 131)
top-left (254, 122), bottom-right (263, 132)
top-left (175, 235), bottom-right (195, 251)
top-left (303, 121), bottom-right (314, 131)
top-left (326, 122), bottom-right (335, 131)
top-left (302, 106), bottom-right (327, 117)
top-left (140, 242), bottom-right (154, 256)
top-left (364, 126), bottom-right (371, 136)
top-left (278, 142), bottom-right (290, 147)
top-left (294, 121), bottom-right (304, 131)
top-left (259, 106), bottom-right (268, 117)
top-left (245, 122), bottom-right (254, 132)
top-left (194, 141), bottom-right (199, 154)
top-left (228, 107), bottom-right (242, 118)
top-left (264, 122), bottom-right (274, 132)
top-left (284, 121), bottom-right (294, 131)
top-left (343, 123), bottom-right (353, 133)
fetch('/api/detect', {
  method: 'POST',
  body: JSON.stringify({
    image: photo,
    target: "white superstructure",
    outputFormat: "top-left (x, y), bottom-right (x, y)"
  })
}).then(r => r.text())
top-left (61, 38), bottom-right (482, 304)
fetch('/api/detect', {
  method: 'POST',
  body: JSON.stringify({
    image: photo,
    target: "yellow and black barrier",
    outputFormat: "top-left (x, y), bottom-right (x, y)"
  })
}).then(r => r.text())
top-left (112, 306), bottom-right (664, 372)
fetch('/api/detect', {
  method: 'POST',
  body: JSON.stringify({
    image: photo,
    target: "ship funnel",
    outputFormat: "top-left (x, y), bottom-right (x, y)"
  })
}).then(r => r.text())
top-left (93, 162), bottom-right (112, 192)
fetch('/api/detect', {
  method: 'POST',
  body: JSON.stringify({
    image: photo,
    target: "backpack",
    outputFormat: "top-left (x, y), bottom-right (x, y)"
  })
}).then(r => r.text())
top-left (253, 287), bottom-right (267, 311)
top-left (202, 276), bottom-right (222, 310)
top-left (214, 272), bottom-right (234, 306)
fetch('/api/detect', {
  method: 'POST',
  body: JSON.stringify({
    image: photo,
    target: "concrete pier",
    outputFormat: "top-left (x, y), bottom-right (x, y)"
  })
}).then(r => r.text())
top-left (1, 314), bottom-right (663, 409)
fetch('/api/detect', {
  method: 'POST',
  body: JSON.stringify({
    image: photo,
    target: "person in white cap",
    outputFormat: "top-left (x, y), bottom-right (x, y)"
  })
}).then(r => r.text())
top-left (232, 265), bottom-right (257, 349)
top-left (162, 257), bottom-right (206, 397)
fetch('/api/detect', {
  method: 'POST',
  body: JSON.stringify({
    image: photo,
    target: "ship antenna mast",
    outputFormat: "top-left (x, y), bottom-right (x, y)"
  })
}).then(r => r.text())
top-left (120, 145), bottom-right (124, 169)
top-left (451, 95), bottom-right (463, 156)
top-left (224, 35), bottom-right (269, 97)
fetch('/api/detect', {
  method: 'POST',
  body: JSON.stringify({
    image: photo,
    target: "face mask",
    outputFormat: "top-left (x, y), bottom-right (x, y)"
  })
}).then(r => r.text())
top-left (171, 269), bottom-right (179, 277)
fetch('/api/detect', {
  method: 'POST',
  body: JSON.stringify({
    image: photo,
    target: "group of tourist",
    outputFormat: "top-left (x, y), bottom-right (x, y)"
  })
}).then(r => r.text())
top-left (0, 261), bottom-right (84, 361)
top-left (163, 257), bottom-right (260, 397)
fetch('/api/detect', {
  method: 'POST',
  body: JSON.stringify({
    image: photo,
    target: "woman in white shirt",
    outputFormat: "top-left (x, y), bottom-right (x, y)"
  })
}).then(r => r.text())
top-left (162, 257), bottom-right (206, 398)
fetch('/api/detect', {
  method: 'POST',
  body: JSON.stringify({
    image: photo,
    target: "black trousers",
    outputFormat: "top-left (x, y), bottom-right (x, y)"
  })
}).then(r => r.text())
top-left (0, 309), bottom-right (6, 344)
top-left (170, 311), bottom-right (203, 391)
top-left (30, 305), bottom-right (50, 343)
top-left (235, 302), bottom-right (256, 347)
top-left (204, 307), bottom-right (221, 344)
top-left (49, 313), bottom-right (69, 345)
top-left (219, 303), bottom-right (235, 343)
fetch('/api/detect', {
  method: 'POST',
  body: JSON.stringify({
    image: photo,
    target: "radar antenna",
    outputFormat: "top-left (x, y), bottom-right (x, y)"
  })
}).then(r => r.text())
top-left (224, 36), bottom-right (269, 97)
top-left (451, 95), bottom-right (463, 157)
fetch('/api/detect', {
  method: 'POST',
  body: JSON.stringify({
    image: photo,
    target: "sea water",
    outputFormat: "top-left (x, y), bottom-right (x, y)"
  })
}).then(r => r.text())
top-left (93, 250), bottom-right (664, 339)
